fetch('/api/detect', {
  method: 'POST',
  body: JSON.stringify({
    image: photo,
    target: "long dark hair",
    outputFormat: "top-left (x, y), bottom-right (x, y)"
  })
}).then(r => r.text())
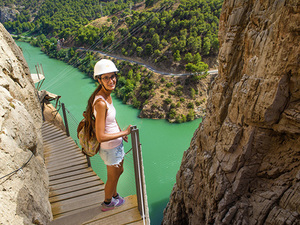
top-left (84, 83), bottom-right (102, 140)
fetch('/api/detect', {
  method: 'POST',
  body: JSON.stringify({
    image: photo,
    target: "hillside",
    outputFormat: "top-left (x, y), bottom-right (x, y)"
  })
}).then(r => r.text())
top-left (2, 0), bottom-right (223, 71)
top-left (1, 0), bottom-right (223, 122)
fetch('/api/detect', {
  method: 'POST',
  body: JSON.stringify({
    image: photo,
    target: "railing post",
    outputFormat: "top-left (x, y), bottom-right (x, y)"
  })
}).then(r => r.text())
top-left (131, 126), bottom-right (149, 224)
top-left (61, 103), bottom-right (70, 137)
top-left (86, 156), bottom-right (91, 167)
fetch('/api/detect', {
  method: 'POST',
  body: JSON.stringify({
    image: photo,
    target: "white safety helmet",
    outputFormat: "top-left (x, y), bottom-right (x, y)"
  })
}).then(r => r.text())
top-left (93, 59), bottom-right (119, 80)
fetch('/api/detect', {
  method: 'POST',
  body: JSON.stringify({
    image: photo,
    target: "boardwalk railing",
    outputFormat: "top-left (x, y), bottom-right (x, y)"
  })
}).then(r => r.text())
top-left (131, 126), bottom-right (149, 224)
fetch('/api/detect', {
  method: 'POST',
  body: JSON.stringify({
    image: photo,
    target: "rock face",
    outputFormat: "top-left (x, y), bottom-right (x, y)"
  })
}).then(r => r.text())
top-left (0, 23), bottom-right (52, 224)
top-left (0, 7), bottom-right (19, 23)
top-left (163, 1), bottom-right (300, 224)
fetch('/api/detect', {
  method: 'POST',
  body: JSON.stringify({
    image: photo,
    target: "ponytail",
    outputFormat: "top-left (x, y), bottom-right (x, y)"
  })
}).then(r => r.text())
top-left (84, 84), bottom-right (102, 140)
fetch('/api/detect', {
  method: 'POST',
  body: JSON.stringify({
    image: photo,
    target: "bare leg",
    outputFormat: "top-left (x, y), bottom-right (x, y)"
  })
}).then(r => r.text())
top-left (104, 160), bottom-right (124, 202)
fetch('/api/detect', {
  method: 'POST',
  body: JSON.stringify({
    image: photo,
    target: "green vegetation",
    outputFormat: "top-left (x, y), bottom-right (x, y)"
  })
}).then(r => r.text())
top-left (4, 0), bottom-right (223, 74)
top-left (3, 0), bottom-right (143, 37)
top-left (5, 0), bottom-right (222, 122)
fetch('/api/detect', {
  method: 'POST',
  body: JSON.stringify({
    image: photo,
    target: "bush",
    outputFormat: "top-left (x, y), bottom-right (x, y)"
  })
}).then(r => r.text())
top-left (151, 104), bottom-right (158, 109)
top-left (168, 108), bottom-right (176, 119)
top-left (164, 98), bottom-right (172, 104)
top-left (191, 88), bottom-right (195, 99)
top-left (168, 90), bottom-right (175, 95)
top-left (187, 102), bottom-right (194, 109)
top-left (166, 82), bottom-right (174, 88)
top-left (132, 97), bottom-right (141, 108)
top-left (187, 109), bottom-right (195, 121)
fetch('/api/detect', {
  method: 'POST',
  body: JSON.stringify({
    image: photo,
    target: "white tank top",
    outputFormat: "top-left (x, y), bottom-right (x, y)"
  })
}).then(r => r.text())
top-left (93, 95), bottom-right (122, 149)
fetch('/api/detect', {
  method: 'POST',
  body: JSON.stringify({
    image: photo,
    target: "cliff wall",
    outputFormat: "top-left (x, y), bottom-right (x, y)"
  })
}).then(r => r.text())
top-left (163, 0), bottom-right (300, 224)
top-left (0, 23), bottom-right (52, 224)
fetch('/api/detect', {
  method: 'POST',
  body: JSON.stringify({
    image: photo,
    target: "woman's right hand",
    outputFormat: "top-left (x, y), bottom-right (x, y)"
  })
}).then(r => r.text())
top-left (125, 125), bottom-right (132, 135)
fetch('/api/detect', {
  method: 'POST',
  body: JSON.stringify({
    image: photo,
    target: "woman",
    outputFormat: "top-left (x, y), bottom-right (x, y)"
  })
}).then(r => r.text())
top-left (85, 59), bottom-right (131, 212)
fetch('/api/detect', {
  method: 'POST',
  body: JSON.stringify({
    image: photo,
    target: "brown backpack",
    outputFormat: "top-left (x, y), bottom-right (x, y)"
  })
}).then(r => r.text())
top-left (77, 99), bottom-right (103, 157)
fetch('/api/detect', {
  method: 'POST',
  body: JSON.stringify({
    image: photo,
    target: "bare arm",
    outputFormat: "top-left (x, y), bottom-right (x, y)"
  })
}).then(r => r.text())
top-left (116, 119), bottom-right (129, 143)
top-left (94, 100), bottom-right (131, 143)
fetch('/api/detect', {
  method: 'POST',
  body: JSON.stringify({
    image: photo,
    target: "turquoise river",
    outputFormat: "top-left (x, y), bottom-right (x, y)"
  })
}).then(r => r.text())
top-left (17, 41), bottom-right (202, 224)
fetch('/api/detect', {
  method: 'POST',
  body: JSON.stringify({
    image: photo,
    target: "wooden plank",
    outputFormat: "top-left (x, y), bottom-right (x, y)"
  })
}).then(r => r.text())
top-left (50, 185), bottom-right (104, 203)
top-left (47, 156), bottom-right (86, 169)
top-left (50, 176), bottom-right (101, 190)
top-left (48, 164), bottom-right (89, 177)
top-left (44, 140), bottom-right (77, 150)
top-left (45, 146), bottom-right (82, 157)
top-left (44, 145), bottom-right (81, 156)
top-left (125, 220), bottom-right (145, 225)
top-left (49, 204), bottom-right (102, 225)
top-left (42, 126), bottom-right (64, 134)
top-left (49, 167), bottom-right (94, 181)
top-left (46, 159), bottom-right (86, 172)
top-left (49, 171), bottom-right (96, 186)
top-left (44, 144), bottom-right (79, 154)
top-left (42, 123), bottom-right (66, 134)
top-left (43, 131), bottom-right (66, 140)
top-left (45, 151), bottom-right (83, 163)
top-left (46, 153), bottom-right (83, 165)
top-left (83, 195), bottom-right (139, 224)
top-left (85, 208), bottom-right (141, 225)
top-left (42, 130), bottom-right (68, 139)
top-left (49, 180), bottom-right (103, 198)
top-left (51, 192), bottom-right (104, 217)
top-left (43, 136), bottom-right (76, 144)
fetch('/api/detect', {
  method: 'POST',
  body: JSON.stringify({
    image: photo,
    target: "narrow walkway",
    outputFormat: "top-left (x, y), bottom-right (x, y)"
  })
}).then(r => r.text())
top-left (42, 121), bottom-right (144, 225)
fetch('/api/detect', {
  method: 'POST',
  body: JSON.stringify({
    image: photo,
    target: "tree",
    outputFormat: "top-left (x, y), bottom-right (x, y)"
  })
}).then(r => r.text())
top-left (152, 33), bottom-right (160, 48)
top-left (136, 46), bottom-right (143, 56)
top-left (190, 88), bottom-right (196, 99)
top-left (184, 53), bottom-right (193, 63)
top-left (194, 53), bottom-right (202, 64)
top-left (145, 44), bottom-right (153, 56)
top-left (173, 50), bottom-right (181, 62)
top-left (202, 37), bottom-right (211, 55)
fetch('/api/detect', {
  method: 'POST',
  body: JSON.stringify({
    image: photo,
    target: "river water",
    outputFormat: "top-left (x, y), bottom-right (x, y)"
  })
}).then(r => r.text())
top-left (17, 41), bottom-right (202, 224)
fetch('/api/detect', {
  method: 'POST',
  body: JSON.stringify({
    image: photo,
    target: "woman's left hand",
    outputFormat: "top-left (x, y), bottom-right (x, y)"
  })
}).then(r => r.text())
top-left (123, 135), bottom-right (128, 142)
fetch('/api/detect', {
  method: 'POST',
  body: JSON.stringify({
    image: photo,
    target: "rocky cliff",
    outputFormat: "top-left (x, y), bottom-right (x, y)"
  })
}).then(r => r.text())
top-left (163, 1), bottom-right (300, 224)
top-left (0, 23), bottom-right (52, 224)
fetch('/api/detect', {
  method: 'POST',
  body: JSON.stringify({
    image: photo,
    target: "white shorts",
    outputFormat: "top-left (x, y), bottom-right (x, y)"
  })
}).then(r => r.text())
top-left (99, 142), bottom-right (125, 167)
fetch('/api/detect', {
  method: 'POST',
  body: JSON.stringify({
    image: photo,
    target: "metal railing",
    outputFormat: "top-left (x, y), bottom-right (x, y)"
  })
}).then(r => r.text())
top-left (130, 126), bottom-right (150, 224)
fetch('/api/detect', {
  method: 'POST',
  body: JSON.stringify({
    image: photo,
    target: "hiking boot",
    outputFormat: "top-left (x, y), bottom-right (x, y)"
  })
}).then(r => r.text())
top-left (101, 198), bottom-right (119, 212)
top-left (113, 193), bottom-right (125, 207)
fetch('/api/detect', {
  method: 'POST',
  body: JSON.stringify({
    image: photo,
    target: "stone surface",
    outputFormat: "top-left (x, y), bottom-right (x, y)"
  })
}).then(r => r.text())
top-left (0, 6), bottom-right (19, 23)
top-left (0, 23), bottom-right (52, 224)
top-left (163, 1), bottom-right (300, 224)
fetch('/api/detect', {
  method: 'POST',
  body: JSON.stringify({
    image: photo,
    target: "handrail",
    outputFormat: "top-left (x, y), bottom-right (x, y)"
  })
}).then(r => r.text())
top-left (61, 103), bottom-right (70, 137)
top-left (130, 125), bottom-right (150, 225)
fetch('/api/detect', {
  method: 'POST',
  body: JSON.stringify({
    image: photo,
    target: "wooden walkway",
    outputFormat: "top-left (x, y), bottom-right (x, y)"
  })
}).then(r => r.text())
top-left (42, 121), bottom-right (144, 225)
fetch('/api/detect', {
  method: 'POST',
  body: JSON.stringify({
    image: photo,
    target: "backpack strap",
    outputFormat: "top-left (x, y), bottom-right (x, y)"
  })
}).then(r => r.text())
top-left (93, 97), bottom-right (107, 119)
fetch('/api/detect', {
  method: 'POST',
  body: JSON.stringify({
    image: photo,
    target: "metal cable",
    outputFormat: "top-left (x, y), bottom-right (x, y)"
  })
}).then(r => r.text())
top-left (0, 152), bottom-right (34, 180)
